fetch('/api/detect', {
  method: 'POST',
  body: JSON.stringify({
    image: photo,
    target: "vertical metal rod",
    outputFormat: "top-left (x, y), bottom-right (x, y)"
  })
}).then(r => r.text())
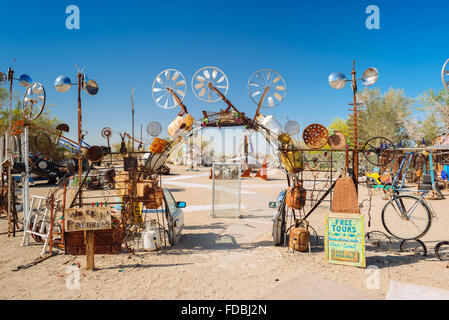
top-left (77, 73), bottom-right (83, 208)
top-left (351, 60), bottom-right (359, 194)
top-left (48, 195), bottom-right (55, 254)
top-left (7, 68), bottom-right (14, 237)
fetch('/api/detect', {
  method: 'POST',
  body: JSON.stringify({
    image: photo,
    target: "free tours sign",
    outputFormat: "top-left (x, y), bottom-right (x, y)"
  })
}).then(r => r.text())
top-left (325, 213), bottom-right (366, 268)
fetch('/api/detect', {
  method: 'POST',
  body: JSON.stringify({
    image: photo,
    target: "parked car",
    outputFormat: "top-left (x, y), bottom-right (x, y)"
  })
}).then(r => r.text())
top-left (162, 188), bottom-right (186, 245)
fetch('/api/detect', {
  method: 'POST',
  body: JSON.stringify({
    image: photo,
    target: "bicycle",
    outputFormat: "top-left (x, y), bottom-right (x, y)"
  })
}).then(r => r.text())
top-left (379, 152), bottom-right (435, 240)
top-left (363, 141), bottom-right (435, 241)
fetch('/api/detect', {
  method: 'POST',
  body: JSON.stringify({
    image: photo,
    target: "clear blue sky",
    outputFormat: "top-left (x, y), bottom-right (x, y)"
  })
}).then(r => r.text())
top-left (1, 0), bottom-right (448, 146)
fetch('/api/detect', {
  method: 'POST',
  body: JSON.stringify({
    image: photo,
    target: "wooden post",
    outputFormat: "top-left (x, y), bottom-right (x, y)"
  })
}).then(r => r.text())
top-left (86, 230), bottom-right (95, 270)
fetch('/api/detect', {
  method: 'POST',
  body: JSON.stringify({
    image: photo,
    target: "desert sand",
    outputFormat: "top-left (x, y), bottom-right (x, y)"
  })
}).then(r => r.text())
top-left (0, 166), bottom-right (448, 300)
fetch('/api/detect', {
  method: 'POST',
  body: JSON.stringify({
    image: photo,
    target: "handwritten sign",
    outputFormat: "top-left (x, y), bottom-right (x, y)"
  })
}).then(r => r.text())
top-left (65, 208), bottom-right (112, 232)
top-left (325, 213), bottom-right (366, 268)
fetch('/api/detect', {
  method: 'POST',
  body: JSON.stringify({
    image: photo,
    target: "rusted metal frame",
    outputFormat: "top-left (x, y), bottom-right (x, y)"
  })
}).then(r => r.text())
top-left (166, 87), bottom-right (188, 116)
top-left (351, 61), bottom-right (359, 193)
top-left (207, 82), bottom-right (240, 113)
top-left (253, 86), bottom-right (270, 120)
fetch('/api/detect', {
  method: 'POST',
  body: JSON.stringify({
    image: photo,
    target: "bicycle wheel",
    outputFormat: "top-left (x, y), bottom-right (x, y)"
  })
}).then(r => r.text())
top-left (435, 241), bottom-right (449, 261)
top-left (400, 239), bottom-right (427, 256)
top-left (381, 195), bottom-right (431, 240)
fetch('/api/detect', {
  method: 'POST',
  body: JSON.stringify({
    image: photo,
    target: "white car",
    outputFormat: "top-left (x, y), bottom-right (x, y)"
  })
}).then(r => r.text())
top-left (162, 188), bottom-right (186, 245)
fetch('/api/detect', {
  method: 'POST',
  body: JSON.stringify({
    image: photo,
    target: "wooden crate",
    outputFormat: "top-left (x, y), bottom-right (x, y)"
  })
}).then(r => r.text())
top-left (65, 225), bottom-right (123, 255)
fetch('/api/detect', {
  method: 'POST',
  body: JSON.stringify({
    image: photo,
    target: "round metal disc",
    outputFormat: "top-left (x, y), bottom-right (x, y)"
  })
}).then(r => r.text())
top-left (327, 131), bottom-right (347, 150)
top-left (191, 66), bottom-right (228, 103)
top-left (303, 124), bottom-right (329, 149)
top-left (442, 59), bottom-right (449, 91)
top-left (152, 69), bottom-right (187, 110)
top-left (362, 67), bottom-right (379, 86)
top-left (147, 121), bottom-right (162, 137)
top-left (101, 127), bottom-right (112, 139)
top-left (248, 69), bottom-right (287, 108)
top-left (328, 72), bottom-right (347, 90)
top-left (85, 79), bottom-right (99, 95)
top-left (22, 82), bottom-right (46, 121)
top-left (85, 146), bottom-right (104, 163)
top-left (0, 72), bottom-right (6, 85)
top-left (19, 74), bottom-right (33, 87)
top-left (54, 75), bottom-right (72, 93)
top-left (284, 119), bottom-right (300, 136)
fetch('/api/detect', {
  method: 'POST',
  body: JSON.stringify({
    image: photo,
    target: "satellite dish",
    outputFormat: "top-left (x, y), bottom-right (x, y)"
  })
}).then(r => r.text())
top-left (85, 79), bottom-right (99, 95)
top-left (19, 74), bottom-right (32, 87)
top-left (0, 72), bottom-right (6, 86)
top-left (22, 83), bottom-right (46, 121)
top-left (192, 66), bottom-right (228, 103)
top-left (248, 69), bottom-right (286, 108)
top-left (361, 67), bottom-right (379, 86)
top-left (441, 59), bottom-right (449, 91)
top-left (284, 119), bottom-right (300, 136)
top-left (152, 69), bottom-right (187, 109)
top-left (147, 121), bottom-right (162, 137)
top-left (328, 72), bottom-right (347, 90)
top-left (55, 75), bottom-right (72, 92)
top-left (101, 127), bottom-right (112, 139)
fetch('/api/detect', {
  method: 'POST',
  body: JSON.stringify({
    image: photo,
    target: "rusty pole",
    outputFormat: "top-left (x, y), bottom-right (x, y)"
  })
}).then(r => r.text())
top-left (351, 61), bottom-right (359, 194)
top-left (77, 73), bottom-right (83, 208)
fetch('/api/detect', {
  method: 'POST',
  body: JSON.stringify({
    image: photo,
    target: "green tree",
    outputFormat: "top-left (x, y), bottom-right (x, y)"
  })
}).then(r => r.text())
top-left (0, 87), bottom-right (62, 159)
top-left (353, 88), bottom-right (413, 145)
top-left (420, 88), bottom-right (449, 128)
top-left (416, 112), bottom-right (443, 144)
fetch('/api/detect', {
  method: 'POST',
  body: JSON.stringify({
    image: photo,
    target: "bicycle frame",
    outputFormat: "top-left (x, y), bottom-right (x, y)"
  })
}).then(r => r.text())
top-left (390, 190), bottom-right (429, 220)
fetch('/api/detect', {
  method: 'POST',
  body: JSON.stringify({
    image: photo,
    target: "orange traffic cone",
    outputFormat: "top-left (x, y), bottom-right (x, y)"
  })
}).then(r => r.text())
top-left (241, 168), bottom-right (251, 178)
top-left (255, 158), bottom-right (268, 181)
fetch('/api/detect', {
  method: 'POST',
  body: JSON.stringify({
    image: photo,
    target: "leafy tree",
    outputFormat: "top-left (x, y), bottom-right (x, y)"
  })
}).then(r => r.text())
top-left (416, 112), bottom-right (442, 144)
top-left (0, 87), bottom-right (62, 159)
top-left (420, 89), bottom-right (449, 129)
top-left (352, 88), bottom-right (413, 145)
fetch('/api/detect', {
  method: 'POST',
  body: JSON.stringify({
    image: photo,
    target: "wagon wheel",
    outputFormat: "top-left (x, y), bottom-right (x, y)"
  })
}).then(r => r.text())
top-left (363, 137), bottom-right (396, 167)
top-left (365, 231), bottom-right (393, 253)
top-left (400, 239), bottom-right (427, 256)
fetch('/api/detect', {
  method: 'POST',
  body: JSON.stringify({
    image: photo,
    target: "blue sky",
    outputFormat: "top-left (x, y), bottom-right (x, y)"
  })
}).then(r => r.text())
top-left (1, 0), bottom-right (448, 147)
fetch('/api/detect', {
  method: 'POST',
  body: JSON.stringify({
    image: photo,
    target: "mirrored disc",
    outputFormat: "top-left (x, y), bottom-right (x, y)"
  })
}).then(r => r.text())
top-left (248, 69), bottom-right (287, 108)
top-left (362, 67), bottom-right (379, 86)
top-left (284, 120), bottom-right (300, 136)
top-left (147, 121), bottom-right (162, 137)
top-left (85, 79), bottom-right (99, 95)
top-left (152, 69), bottom-right (186, 109)
top-left (22, 82), bottom-right (46, 121)
top-left (192, 66), bottom-right (228, 103)
top-left (328, 72), bottom-right (347, 90)
top-left (0, 72), bottom-right (6, 85)
top-left (19, 74), bottom-right (32, 87)
top-left (55, 75), bottom-right (72, 92)
top-left (442, 59), bottom-right (449, 91)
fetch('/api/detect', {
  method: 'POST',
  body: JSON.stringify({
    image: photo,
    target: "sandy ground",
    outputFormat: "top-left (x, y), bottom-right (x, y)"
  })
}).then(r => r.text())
top-left (0, 166), bottom-right (448, 300)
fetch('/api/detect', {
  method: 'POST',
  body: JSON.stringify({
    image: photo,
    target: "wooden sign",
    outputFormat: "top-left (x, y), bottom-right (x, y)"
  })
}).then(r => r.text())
top-left (325, 212), bottom-right (366, 268)
top-left (65, 208), bottom-right (112, 232)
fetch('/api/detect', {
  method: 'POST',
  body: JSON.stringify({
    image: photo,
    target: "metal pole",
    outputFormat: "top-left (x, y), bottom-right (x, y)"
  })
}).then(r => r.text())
top-left (77, 73), bottom-right (83, 208)
top-left (7, 68), bottom-right (14, 237)
top-left (23, 125), bottom-right (30, 243)
top-left (351, 61), bottom-right (359, 194)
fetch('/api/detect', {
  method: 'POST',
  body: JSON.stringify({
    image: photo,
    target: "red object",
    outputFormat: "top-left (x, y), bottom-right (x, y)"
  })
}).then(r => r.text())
top-left (255, 158), bottom-right (268, 181)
